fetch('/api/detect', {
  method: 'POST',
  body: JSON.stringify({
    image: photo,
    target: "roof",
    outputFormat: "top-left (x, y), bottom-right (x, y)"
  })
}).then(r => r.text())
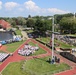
top-left (0, 20), bottom-right (11, 29)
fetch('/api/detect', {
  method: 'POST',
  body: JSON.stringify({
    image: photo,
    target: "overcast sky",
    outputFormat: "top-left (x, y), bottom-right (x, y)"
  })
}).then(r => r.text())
top-left (0, 0), bottom-right (75, 17)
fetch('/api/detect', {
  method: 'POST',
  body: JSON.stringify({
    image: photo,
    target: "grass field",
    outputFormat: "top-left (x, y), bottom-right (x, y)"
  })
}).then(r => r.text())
top-left (2, 57), bottom-right (70, 75)
top-left (5, 41), bottom-right (25, 52)
top-left (0, 51), bottom-right (6, 53)
top-left (15, 29), bottom-right (22, 36)
top-left (55, 39), bottom-right (75, 48)
top-left (37, 37), bottom-right (75, 49)
top-left (1, 40), bottom-right (71, 75)
top-left (37, 37), bottom-right (50, 44)
top-left (26, 30), bottom-right (33, 33)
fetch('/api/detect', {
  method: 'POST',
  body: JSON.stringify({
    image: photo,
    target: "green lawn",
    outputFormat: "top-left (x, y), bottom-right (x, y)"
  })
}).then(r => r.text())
top-left (55, 39), bottom-right (75, 48)
top-left (37, 37), bottom-right (75, 49)
top-left (3, 40), bottom-right (46, 54)
top-left (0, 51), bottom-right (5, 53)
top-left (5, 41), bottom-right (25, 52)
top-left (15, 29), bottom-right (22, 36)
top-left (37, 37), bottom-right (50, 43)
top-left (2, 57), bottom-right (70, 75)
top-left (26, 30), bottom-right (34, 33)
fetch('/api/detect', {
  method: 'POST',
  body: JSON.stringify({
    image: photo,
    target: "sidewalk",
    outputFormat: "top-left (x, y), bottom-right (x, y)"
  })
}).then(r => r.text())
top-left (19, 26), bottom-right (29, 40)
top-left (21, 31), bottom-right (29, 40)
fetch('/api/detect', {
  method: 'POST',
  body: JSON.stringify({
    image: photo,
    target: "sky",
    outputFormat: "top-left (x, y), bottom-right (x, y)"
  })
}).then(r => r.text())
top-left (0, 0), bottom-right (76, 17)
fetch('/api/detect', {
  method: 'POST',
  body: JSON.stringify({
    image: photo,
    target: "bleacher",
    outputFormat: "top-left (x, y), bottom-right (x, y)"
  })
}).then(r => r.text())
top-left (0, 53), bottom-right (10, 62)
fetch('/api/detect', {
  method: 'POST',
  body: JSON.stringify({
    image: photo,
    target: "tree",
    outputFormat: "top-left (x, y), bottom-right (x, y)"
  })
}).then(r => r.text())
top-left (59, 17), bottom-right (76, 34)
top-left (55, 13), bottom-right (74, 24)
top-left (34, 19), bottom-right (52, 32)
top-left (7, 18), bottom-right (16, 27)
top-left (28, 15), bottom-right (31, 18)
top-left (34, 19), bottom-right (44, 31)
top-left (17, 17), bottom-right (26, 25)
top-left (26, 18), bottom-right (35, 29)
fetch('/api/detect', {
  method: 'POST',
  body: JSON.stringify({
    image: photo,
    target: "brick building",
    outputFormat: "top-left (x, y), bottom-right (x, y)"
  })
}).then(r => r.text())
top-left (0, 20), bottom-right (11, 30)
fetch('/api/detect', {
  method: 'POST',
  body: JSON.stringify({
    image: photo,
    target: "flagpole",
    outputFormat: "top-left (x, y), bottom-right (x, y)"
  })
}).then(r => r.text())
top-left (74, 12), bottom-right (75, 19)
top-left (51, 16), bottom-right (54, 61)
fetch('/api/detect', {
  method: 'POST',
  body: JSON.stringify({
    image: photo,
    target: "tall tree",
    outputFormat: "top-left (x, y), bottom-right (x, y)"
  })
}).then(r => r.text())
top-left (7, 18), bottom-right (16, 27)
top-left (55, 13), bottom-right (74, 24)
top-left (17, 17), bottom-right (26, 25)
top-left (28, 15), bottom-right (31, 19)
top-left (59, 17), bottom-right (76, 34)
top-left (26, 18), bottom-right (35, 29)
top-left (34, 19), bottom-right (52, 32)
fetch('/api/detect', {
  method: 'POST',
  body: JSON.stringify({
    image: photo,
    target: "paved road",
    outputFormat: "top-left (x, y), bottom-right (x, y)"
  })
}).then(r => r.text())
top-left (19, 26), bottom-right (29, 40)
top-left (21, 31), bottom-right (29, 40)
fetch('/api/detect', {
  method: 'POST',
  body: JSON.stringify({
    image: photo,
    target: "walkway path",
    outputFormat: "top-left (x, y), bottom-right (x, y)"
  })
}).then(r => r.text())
top-left (19, 26), bottom-right (29, 40)
top-left (0, 39), bottom-right (76, 75)
top-left (0, 39), bottom-right (51, 73)
top-left (21, 30), bottom-right (29, 40)
top-left (54, 53), bottom-right (76, 75)
top-left (33, 40), bottom-right (76, 75)
top-left (54, 48), bottom-right (76, 75)
top-left (55, 67), bottom-right (76, 75)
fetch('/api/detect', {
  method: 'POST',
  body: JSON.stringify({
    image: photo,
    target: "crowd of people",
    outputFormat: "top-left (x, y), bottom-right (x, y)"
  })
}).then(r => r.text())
top-left (18, 44), bottom-right (39, 56)
top-left (54, 34), bottom-right (76, 46)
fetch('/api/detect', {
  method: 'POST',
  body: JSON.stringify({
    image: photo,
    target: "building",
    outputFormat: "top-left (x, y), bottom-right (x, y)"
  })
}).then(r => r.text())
top-left (0, 20), bottom-right (11, 30)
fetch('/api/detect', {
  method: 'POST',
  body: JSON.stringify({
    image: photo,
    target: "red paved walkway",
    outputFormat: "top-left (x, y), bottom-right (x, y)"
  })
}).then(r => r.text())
top-left (0, 39), bottom-right (51, 72)
top-left (31, 39), bottom-right (76, 75)
top-left (0, 39), bottom-right (76, 75)
top-left (55, 67), bottom-right (76, 75)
